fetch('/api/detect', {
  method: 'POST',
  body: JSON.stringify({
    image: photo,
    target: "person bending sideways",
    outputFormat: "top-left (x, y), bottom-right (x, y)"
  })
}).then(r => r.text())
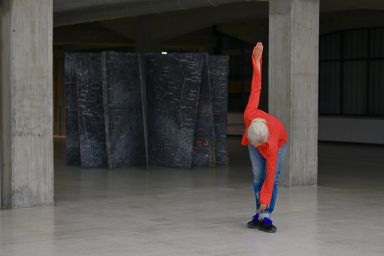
top-left (243, 42), bottom-right (288, 233)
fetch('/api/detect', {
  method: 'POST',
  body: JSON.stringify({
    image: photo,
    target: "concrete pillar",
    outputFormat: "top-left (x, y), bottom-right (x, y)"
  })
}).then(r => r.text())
top-left (269, 0), bottom-right (319, 186)
top-left (0, 0), bottom-right (53, 208)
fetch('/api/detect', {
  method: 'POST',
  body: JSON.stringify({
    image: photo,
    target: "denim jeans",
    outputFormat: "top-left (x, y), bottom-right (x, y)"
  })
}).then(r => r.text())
top-left (248, 144), bottom-right (286, 220)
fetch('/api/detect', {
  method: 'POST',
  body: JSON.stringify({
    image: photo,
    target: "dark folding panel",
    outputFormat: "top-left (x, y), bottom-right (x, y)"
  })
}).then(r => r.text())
top-left (145, 54), bottom-right (203, 168)
top-left (65, 52), bottom-right (229, 169)
top-left (102, 52), bottom-right (146, 168)
top-left (192, 54), bottom-right (216, 167)
top-left (64, 53), bottom-right (81, 166)
top-left (138, 54), bottom-right (149, 169)
top-left (76, 53), bottom-right (108, 168)
top-left (209, 55), bottom-right (230, 165)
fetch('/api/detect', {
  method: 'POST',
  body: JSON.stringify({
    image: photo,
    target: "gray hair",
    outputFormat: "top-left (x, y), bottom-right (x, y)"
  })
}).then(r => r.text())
top-left (247, 118), bottom-right (269, 146)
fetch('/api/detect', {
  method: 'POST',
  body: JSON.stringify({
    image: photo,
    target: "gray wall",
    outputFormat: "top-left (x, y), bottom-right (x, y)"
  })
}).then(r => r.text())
top-left (319, 117), bottom-right (384, 144)
top-left (318, 10), bottom-right (384, 145)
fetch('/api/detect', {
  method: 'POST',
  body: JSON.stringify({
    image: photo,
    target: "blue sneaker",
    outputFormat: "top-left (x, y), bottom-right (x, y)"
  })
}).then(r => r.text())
top-left (257, 217), bottom-right (277, 233)
top-left (247, 214), bottom-right (260, 229)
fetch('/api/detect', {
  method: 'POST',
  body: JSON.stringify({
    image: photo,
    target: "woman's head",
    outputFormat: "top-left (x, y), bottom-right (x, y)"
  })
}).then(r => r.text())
top-left (247, 118), bottom-right (268, 147)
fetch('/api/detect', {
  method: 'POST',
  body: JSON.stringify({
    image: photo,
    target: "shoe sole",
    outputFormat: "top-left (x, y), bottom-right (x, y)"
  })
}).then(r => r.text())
top-left (257, 226), bottom-right (277, 233)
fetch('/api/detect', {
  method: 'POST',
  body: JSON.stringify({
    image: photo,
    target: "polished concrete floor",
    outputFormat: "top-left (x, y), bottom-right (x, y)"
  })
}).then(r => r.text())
top-left (1, 138), bottom-right (384, 256)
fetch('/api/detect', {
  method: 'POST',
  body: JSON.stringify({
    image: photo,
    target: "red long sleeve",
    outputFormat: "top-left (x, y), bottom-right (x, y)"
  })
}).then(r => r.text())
top-left (259, 143), bottom-right (279, 205)
top-left (244, 55), bottom-right (262, 125)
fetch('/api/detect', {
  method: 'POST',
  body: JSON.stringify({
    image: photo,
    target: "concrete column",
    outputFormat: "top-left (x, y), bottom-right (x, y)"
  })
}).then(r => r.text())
top-left (269, 0), bottom-right (319, 186)
top-left (0, 0), bottom-right (53, 208)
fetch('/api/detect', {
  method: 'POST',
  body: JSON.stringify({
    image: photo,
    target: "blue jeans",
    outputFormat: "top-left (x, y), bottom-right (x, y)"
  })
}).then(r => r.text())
top-left (248, 144), bottom-right (286, 220)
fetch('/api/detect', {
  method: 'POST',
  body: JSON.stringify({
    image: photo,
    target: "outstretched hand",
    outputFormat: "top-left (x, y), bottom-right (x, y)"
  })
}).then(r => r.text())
top-left (253, 42), bottom-right (263, 72)
top-left (253, 42), bottom-right (263, 60)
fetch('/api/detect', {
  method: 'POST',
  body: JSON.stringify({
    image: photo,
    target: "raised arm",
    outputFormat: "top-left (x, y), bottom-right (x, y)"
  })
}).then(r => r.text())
top-left (244, 42), bottom-right (263, 120)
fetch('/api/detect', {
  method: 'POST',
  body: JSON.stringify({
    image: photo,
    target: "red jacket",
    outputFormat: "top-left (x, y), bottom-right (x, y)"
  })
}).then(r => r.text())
top-left (242, 54), bottom-right (288, 205)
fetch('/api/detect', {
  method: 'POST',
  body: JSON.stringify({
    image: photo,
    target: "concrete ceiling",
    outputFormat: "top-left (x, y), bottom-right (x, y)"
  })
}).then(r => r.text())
top-left (53, 2), bottom-right (268, 48)
top-left (53, 0), bottom-right (384, 27)
top-left (53, 0), bottom-right (384, 50)
top-left (53, 0), bottom-right (267, 26)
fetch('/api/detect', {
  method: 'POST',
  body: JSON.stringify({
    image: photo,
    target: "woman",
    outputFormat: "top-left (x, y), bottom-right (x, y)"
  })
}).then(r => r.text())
top-left (243, 42), bottom-right (288, 233)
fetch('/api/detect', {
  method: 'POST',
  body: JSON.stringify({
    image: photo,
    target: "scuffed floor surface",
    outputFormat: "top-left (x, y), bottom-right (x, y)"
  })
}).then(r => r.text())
top-left (0, 138), bottom-right (383, 256)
